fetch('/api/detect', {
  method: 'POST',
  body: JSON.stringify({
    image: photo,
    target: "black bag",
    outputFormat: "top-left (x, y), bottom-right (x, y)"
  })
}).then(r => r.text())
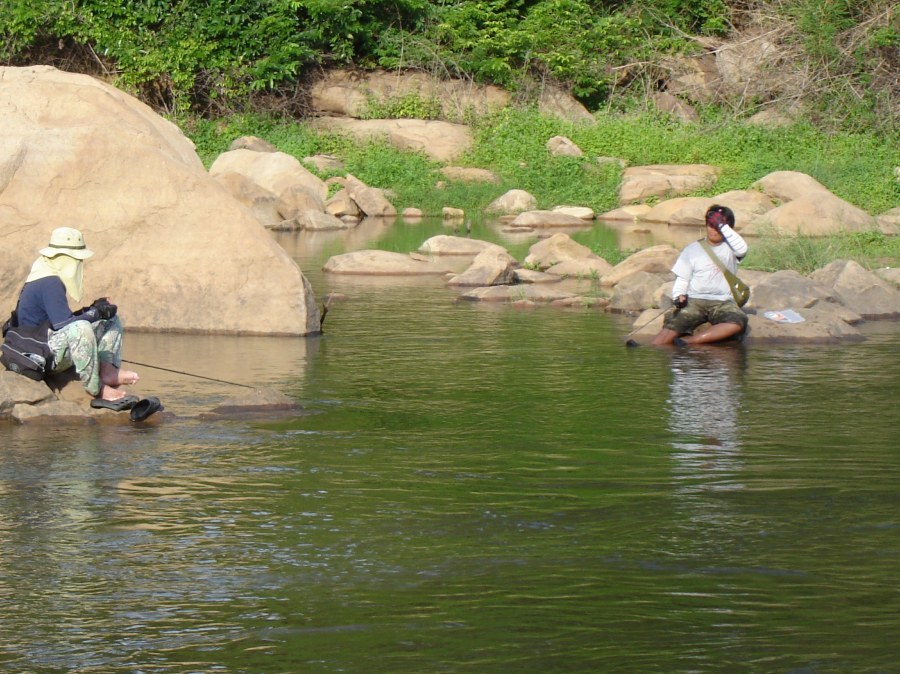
top-left (1, 310), bottom-right (55, 381)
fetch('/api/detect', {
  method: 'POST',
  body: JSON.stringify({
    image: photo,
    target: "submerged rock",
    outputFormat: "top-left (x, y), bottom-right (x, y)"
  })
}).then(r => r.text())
top-left (202, 387), bottom-right (302, 419)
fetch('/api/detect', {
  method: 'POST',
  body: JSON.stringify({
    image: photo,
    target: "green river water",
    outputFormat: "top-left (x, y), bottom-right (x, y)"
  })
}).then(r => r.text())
top-left (1, 219), bottom-right (898, 673)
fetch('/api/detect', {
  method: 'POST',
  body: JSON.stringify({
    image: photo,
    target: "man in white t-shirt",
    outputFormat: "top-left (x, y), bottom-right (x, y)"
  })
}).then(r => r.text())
top-left (651, 204), bottom-right (749, 347)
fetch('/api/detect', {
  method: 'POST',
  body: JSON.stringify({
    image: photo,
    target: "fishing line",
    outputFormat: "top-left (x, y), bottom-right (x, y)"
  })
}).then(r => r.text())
top-left (121, 359), bottom-right (255, 388)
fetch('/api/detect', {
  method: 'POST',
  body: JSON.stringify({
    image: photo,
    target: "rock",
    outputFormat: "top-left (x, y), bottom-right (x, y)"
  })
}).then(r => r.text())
top-left (546, 136), bottom-right (584, 157)
top-left (457, 285), bottom-right (578, 303)
top-left (552, 206), bottom-right (595, 220)
top-left (510, 210), bottom-right (591, 228)
top-left (277, 185), bottom-right (326, 220)
top-left (608, 272), bottom-right (671, 313)
top-left (598, 205), bottom-right (653, 222)
top-left (0, 371), bottom-right (55, 414)
top-left (0, 66), bottom-right (319, 336)
top-left (303, 154), bottom-right (344, 173)
top-left (308, 116), bottom-right (473, 162)
top-left (439, 167), bottom-right (500, 183)
top-left (524, 233), bottom-right (611, 271)
top-left (876, 206), bottom-right (900, 234)
top-left (343, 174), bottom-right (397, 218)
top-left (10, 399), bottom-right (95, 425)
top-left (873, 267), bottom-right (900, 288)
top-left (746, 109), bottom-right (796, 128)
top-left (596, 156), bottom-right (628, 169)
top-left (809, 260), bottom-right (900, 319)
top-left (716, 38), bottom-right (800, 101)
top-left (210, 148), bottom-right (327, 201)
top-left (602, 245), bottom-right (679, 286)
top-left (442, 207), bottom-right (465, 221)
top-left (711, 189), bottom-right (777, 219)
top-left (229, 135), bottom-right (278, 153)
top-left (323, 250), bottom-right (452, 275)
top-left (643, 197), bottom-right (711, 224)
top-left (513, 268), bottom-right (563, 284)
top-left (643, 192), bottom-right (774, 227)
top-left (309, 68), bottom-right (510, 121)
top-left (651, 92), bottom-right (699, 122)
top-left (203, 387), bottom-right (301, 418)
top-left (663, 53), bottom-right (720, 104)
top-left (402, 208), bottom-right (424, 221)
top-left (485, 190), bottom-right (538, 215)
top-left (545, 258), bottom-right (614, 278)
top-left (745, 307), bottom-right (865, 345)
top-left (296, 211), bottom-right (353, 231)
top-left (627, 307), bottom-right (668, 342)
top-left (743, 192), bottom-right (877, 236)
top-left (325, 189), bottom-right (363, 220)
top-left (213, 171), bottom-right (283, 228)
top-left (618, 164), bottom-right (720, 204)
top-left (745, 270), bottom-right (841, 311)
top-left (538, 84), bottom-right (596, 124)
top-left (418, 236), bottom-right (505, 256)
top-left (447, 248), bottom-right (518, 287)
top-left (751, 170), bottom-right (830, 203)
top-left (308, 68), bottom-right (592, 126)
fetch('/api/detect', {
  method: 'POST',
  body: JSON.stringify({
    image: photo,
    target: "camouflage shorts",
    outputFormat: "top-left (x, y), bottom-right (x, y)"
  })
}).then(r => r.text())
top-left (663, 298), bottom-right (748, 335)
top-left (48, 316), bottom-right (124, 396)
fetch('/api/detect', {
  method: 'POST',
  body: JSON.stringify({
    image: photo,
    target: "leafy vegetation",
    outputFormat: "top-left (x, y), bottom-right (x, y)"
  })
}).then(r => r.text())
top-left (1, 0), bottom-right (895, 132)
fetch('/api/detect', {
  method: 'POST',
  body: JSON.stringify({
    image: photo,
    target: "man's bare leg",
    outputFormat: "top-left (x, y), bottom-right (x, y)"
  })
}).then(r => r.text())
top-left (679, 322), bottom-right (743, 345)
top-left (651, 328), bottom-right (681, 346)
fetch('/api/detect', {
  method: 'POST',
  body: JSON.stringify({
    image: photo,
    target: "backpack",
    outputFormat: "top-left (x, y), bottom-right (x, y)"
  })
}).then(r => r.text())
top-left (1, 310), bottom-right (55, 381)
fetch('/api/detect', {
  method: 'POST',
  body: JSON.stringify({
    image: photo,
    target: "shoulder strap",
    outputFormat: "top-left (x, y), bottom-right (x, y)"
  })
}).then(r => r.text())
top-left (698, 239), bottom-right (729, 275)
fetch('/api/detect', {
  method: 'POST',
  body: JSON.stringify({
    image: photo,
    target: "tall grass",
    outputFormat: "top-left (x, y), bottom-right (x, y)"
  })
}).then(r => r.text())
top-left (744, 231), bottom-right (900, 274)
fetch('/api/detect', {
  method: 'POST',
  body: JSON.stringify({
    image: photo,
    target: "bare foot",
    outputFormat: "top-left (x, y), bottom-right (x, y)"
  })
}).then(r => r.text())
top-left (99, 384), bottom-right (127, 401)
top-left (100, 362), bottom-right (140, 386)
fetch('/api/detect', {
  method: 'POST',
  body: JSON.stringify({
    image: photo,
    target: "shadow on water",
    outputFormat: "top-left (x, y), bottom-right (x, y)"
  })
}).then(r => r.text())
top-left (1, 218), bottom-right (898, 672)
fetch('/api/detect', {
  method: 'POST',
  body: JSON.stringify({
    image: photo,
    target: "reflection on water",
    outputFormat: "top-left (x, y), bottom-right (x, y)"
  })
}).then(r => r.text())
top-left (668, 347), bottom-right (746, 495)
top-left (1, 220), bottom-right (898, 673)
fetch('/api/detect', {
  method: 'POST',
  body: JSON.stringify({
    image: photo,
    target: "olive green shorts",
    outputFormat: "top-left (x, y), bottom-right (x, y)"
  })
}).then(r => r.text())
top-left (663, 298), bottom-right (748, 335)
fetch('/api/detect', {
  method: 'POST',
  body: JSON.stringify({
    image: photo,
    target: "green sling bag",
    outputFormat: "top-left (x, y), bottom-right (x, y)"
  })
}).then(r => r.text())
top-left (699, 239), bottom-right (750, 307)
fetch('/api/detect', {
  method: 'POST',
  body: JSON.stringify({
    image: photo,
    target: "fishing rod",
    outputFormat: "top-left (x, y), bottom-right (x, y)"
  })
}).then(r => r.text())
top-left (624, 306), bottom-right (669, 340)
top-left (121, 359), bottom-right (255, 388)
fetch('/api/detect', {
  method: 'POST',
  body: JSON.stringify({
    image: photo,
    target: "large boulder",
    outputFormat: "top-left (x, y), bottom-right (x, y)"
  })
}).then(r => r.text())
top-left (745, 270), bottom-right (841, 311)
top-left (743, 192), bottom-right (877, 236)
top-left (447, 248), bottom-right (518, 287)
top-left (419, 235), bottom-right (505, 256)
top-left (601, 245), bottom-right (679, 287)
top-left (308, 116), bottom-right (472, 163)
top-left (210, 148), bottom-right (327, 201)
top-left (323, 250), bottom-right (452, 275)
top-left (745, 308), bottom-right (865, 345)
top-left (618, 164), bottom-right (720, 204)
top-left (809, 260), bottom-right (900, 319)
top-left (523, 233), bottom-right (612, 274)
top-left (0, 66), bottom-right (319, 335)
top-left (510, 210), bottom-right (591, 228)
top-left (485, 190), bottom-right (538, 215)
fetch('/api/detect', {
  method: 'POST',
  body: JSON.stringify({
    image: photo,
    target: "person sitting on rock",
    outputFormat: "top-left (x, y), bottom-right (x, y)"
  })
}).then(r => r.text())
top-left (13, 227), bottom-right (139, 401)
top-left (651, 204), bottom-right (749, 347)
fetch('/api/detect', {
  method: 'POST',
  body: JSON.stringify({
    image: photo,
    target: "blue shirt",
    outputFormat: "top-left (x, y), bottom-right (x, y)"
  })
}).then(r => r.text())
top-left (16, 276), bottom-right (79, 330)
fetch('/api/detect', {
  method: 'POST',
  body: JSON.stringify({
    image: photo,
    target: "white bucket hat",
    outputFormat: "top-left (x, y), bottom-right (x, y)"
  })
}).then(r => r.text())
top-left (39, 227), bottom-right (95, 260)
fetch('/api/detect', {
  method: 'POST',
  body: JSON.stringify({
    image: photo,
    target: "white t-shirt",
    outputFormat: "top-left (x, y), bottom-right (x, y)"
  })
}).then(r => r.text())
top-left (671, 227), bottom-right (748, 301)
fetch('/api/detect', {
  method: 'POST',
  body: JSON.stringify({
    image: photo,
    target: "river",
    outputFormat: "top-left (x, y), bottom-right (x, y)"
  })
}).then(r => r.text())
top-left (1, 218), bottom-right (898, 672)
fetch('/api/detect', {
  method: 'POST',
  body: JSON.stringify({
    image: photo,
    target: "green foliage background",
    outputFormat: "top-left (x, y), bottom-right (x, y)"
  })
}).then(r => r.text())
top-left (2, 0), bottom-right (896, 132)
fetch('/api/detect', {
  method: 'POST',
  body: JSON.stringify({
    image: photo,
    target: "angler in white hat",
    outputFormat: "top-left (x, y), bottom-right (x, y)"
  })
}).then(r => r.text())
top-left (9, 227), bottom-right (140, 406)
